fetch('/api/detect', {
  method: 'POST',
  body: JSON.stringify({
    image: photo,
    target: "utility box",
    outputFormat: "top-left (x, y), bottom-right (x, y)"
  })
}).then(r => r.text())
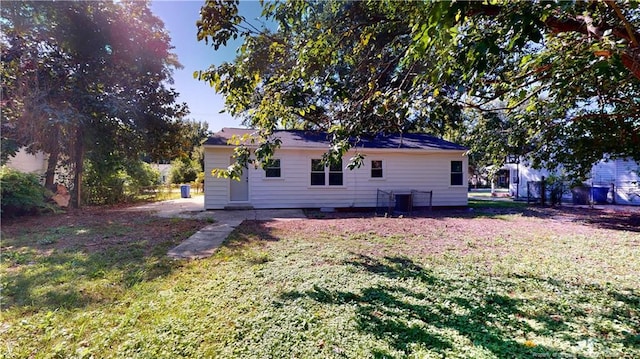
top-left (571, 186), bottom-right (590, 205)
top-left (394, 193), bottom-right (412, 213)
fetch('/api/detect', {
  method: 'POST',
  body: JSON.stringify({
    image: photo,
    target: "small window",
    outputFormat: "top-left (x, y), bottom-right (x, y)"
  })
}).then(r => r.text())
top-left (311, 159), bottom-right (325, 186)
top-left (265, 159), bottom-right (281, 178)
top-left (310, 158), bottom-right (343, 186)
top-left (371, 160), bottom-right (383, 178)
top-left (451, 161), bottom-right (463, 186)
top-left (329, 159), bottom-right (343, 186)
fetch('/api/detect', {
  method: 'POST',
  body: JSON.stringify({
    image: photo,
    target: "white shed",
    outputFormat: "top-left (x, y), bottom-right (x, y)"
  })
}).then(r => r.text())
top-left (591, 158), bottom-right (640, 205)
top-left (204, 128), bottom-right (469, 210)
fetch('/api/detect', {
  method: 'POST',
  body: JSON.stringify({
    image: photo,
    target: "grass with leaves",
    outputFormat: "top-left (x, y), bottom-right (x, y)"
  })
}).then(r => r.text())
top-left (1, 206), bottom-right (639, 358)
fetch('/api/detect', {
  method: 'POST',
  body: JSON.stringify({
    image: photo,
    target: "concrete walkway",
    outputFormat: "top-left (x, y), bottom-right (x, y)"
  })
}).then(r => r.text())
top-left (125, 196), bottom-right (305, 259)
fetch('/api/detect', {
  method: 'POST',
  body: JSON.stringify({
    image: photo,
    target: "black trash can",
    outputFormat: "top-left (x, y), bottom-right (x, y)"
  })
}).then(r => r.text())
top-left (571, 186), bottom-right (590, 205)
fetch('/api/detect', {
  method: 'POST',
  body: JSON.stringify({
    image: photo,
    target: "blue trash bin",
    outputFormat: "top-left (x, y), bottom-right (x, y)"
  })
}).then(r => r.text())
top-left (180, 184), bottom-right (191, 198)
top-left (592, 186), bottom-right (609, 204)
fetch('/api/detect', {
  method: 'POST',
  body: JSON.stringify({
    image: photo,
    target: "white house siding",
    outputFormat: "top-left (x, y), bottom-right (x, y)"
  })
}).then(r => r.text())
top-left (507, 158), bottom-right (640, 205)
top-left (507, 164), bottom-right (549, 199)
top-left (204, 147), bottom-right (234, 209)
top-left (590, 161), bottom-right (616, 185)
top-left (613, 159), bottom-right (640, 205)
top-left (204, 146), bottom-right (467, 209)
top-left (153, 163), bottom-right (172, 184)
top-left (6, 148), bottom-right (48, 175)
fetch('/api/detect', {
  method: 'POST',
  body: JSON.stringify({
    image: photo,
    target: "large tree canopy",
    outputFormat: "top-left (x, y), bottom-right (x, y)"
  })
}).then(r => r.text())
top-left (196, 0), bottom-right (639, 179)
top-left (1, 1), bottom-right (189, 205)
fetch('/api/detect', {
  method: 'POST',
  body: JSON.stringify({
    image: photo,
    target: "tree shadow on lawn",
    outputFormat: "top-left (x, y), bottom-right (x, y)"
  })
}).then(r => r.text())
top-left (280, 255), bottom-right (639, 358)
top-left (2, 241), bottom-right (183, 311)
top-left (227, 220), bottom-right (281, 242)
top-left (457, 202), bottom-right (640, 232)
top-left (219, 220), bottom-right (281, 253)
top-left (521, 205), bottom-right (640, 232)
top-left (1, 211), bottom-right (201, 311)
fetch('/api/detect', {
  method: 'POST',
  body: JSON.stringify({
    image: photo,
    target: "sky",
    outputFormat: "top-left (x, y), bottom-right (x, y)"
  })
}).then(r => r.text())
top-left (149, 1), bottom-right (267, 132)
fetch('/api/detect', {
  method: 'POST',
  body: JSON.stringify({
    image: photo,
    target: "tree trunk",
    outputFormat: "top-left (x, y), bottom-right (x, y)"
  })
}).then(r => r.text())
top-left (72, 127), bottom-right (84, 208)
top-left (44, 125), bottom-right (61, 191)
top-left (44, 149), bottom-right (59, 191)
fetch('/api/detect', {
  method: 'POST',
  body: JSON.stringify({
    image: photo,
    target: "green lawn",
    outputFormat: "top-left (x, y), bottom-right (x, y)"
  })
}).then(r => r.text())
top-left (1, 207), bottom-right (639, 358)
top-left (468, 199), bottom-right (529, 209)
top-left (135, 187), bottom-right (204, 202)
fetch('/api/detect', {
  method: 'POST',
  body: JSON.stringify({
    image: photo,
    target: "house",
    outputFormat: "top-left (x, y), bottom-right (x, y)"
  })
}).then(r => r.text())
top-left (151, 163), bottom-right (172, 184)
top-left (503, 158), bottom-right (640, 205)
top-left (5, 148), bottom-right (48, 175)
top-left (203, 128), bottom-right (468, 210)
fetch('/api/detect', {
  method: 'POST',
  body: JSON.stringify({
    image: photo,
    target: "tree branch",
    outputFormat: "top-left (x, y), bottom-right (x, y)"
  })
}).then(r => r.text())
top-left (605, 0), bottom-right (639, 47)
top-left (467, 4), bottom-right (640, 81)
top-left (568, 112), bottom-right (638, 123)
top-left (459, 84), bottom-right (549, 113)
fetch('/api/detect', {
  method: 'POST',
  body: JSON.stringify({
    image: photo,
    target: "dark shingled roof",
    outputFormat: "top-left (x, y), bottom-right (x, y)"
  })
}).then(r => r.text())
top-left (205, 128), bottom-right (467, 151)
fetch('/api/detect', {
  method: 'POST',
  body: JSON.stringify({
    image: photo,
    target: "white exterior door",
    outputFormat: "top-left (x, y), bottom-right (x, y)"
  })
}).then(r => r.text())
top-left (230, 161), bottom-right (249, 202)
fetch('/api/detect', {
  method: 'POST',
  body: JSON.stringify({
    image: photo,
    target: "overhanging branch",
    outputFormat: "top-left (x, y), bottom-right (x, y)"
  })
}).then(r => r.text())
top-left (466, 4), bottom-right (640, 81)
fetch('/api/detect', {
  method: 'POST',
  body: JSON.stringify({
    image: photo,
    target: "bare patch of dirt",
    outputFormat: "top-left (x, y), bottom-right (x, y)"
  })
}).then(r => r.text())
top-left (257, 206), bottom-right (640, 258)
top-left (305, 205), bottom-right (640, 233)
top-left (528, 206), bottom-right (640, 232)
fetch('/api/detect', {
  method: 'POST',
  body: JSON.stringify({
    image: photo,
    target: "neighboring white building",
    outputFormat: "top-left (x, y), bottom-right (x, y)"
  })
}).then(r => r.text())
top-left (152, 163), bottom-right (172, 184)
top-left (204, 128), bottom-right (469, 210)
top-left (504, 158), bottom-right (640, 205)
top-left (5, 148), bottom-right (48, 175)
top-left (6, 149), bottom-right (173, 186)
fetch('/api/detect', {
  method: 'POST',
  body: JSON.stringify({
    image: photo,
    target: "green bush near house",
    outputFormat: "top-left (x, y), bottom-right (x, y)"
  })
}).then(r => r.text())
top-left (0, 166), bottom-right (54, 217)
top-left (83, 160), bottom-right (160, 205)
top-left (169, 158), bottom-right (201, 184)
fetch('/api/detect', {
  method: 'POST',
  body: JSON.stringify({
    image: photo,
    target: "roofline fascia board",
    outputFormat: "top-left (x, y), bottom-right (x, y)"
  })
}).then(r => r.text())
top-left (204, 144), bottom-right (467, 153)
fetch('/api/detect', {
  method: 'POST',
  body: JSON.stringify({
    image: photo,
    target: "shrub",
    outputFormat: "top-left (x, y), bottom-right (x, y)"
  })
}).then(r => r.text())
top-left (123, 161), bottom-right (160, 194)
top-left (0, 166), bottom-right (54, 217)
top-left (83, 161), bottom-right (128, 205)
top-left (169, 158), bottom-right (199, 184)
top-left (83, 160), bottom-right (161, 205)
top-left (546, 173), bottom-right (569, 206)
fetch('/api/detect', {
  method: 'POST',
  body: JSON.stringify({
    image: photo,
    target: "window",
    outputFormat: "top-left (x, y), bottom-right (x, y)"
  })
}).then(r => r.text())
top-left (451, 161), bottom-right (463, 186)
top-left (311, 159), bottom-right (343, 186)
top-left (264, 159), bottom-right (281, 178)
top-left (329, 160), bottom-right (343, 186)
top-left (371, 160), bottom-right (383, 178)
top-left (311, 159), bottom-right (325, 185)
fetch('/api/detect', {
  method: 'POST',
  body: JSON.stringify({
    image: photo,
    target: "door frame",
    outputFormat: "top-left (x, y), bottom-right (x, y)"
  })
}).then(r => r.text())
top-left (229, 161), bottom-right (250, 203)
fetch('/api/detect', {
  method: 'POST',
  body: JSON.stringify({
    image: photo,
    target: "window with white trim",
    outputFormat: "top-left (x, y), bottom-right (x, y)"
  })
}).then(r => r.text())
top-left (311, 159), bottom-right (325, 185)
top-left (371, 160), bottom-right (383, 178)
top-left (310, 159), bottom-right (343, 186)
top-left (264, 159), bottom-right (281, 178)
top-left (450, 161), bottom-right (463, 186)
top-left (328, 160), bottom-right (343, 185)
